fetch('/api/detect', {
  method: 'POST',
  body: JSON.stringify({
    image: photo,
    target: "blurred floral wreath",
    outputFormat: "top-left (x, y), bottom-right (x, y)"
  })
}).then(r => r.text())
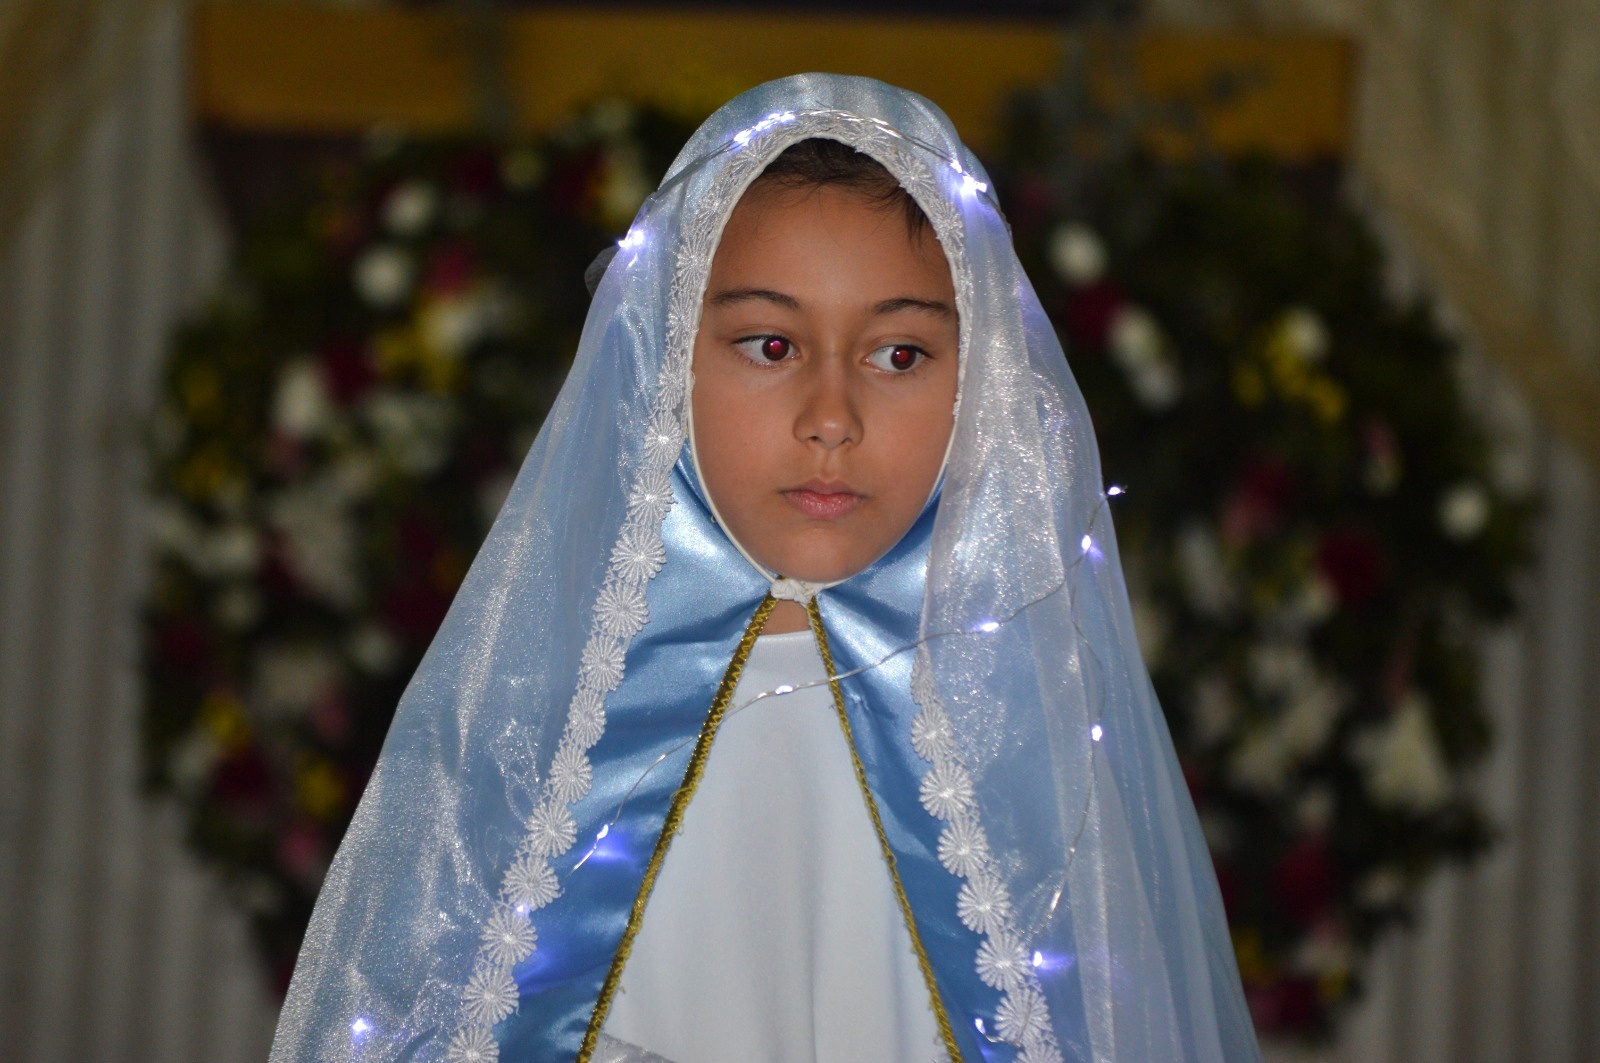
top-left (143, 80), bottom-right (1532, 1041)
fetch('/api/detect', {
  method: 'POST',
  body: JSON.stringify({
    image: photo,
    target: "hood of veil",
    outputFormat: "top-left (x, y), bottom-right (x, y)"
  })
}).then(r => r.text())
top-left (269, 73), bottom-right (1259, 1063)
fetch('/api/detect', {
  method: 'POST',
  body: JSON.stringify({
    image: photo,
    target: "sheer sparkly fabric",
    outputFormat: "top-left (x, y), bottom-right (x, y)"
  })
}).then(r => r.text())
top-left (269, 74), bottom-right (1260, 1063)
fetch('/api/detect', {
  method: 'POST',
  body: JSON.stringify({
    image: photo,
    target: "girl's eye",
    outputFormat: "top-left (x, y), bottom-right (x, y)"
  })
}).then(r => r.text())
top-left (867, 344), bottom-right (927, 373)
top-left (734, 335), bottom-right (793, 363)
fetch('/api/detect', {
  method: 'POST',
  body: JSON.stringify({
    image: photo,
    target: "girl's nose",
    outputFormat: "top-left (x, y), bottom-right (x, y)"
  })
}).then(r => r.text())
top-left (795, 359), bottom-right (862, 449)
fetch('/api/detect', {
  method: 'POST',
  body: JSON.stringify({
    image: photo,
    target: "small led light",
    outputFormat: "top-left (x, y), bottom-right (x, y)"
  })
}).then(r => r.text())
top-left (350, 1017), bottom-right (372, 1037)
top-left (973, 1017), bottom-right (988, 1035)
top-left (1081, 534), bottom-right (1094, 552)
top-left (1090, 724), bottom-right (1103, 742)
top-left (774, 684), bottom-right (794, 695)
top-left (596, 823), bottom-right (610, 840)
top-left (617, 229), bottom-right (644, 251)
top-left (1032, 950), bottom-right (1045, 968)
top-left (976, 619), bottom-right (1001, 634)
top-left (1107, 485), bottom-right (1125, 496)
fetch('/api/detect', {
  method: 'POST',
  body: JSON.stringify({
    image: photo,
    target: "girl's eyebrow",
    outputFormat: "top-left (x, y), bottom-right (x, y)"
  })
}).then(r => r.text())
top-left (708, 288), bottom-right (953, 320)
top-left (708, 287), bottom-right (800, 310)
top-left (874, 296), bottom-right (955, 319)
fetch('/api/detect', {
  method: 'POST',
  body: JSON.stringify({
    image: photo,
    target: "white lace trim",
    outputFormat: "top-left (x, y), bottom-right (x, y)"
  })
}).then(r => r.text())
top-left (911, 651), bottom-right (1066, 1062)
top-left (446, 109), bottom-right (1063, 1061)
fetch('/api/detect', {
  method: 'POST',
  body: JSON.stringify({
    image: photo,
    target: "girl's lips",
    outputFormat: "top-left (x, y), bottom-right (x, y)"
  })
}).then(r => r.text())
top-left (783, 488), bottom-right (862, 520)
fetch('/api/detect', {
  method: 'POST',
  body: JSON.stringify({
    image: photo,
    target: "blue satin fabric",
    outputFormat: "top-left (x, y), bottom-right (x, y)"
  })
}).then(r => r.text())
top-left (497, 450), bottom-right (997, 1061)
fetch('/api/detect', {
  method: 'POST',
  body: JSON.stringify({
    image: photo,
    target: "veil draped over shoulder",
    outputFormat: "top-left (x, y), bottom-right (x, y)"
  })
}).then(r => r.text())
top-left (269, 73), bottom-right (1260, 1063)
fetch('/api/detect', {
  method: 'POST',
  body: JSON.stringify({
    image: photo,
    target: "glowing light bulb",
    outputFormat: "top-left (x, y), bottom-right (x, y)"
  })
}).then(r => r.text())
top-left (596, 823), bottom-right (610, 840)
top-left (1107, 485), bottom-right (1125, 497)
top-left (1081, 534), bottom-right (1094, 552)
top-left (350, 1017), bottom-right (372, 1038)
top-left (976, 619), bottom-right (1001, 634)
top-left (1090, 724), bottom-right (1103, 742)
top-left (1032, 950), bottom-right (1045, 968)
top-left (618, 229), bottom-right (645, 252)
top-left (774, 684), bottom-right (794, 695)
top-left (974, 1017), bottom-right (988, 1035)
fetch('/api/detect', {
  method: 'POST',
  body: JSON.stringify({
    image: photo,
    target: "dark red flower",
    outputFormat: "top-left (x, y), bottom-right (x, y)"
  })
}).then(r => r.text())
top-left (382, 580), bottom-right (451, 644)
top-left (311, 688), bottom-right (352, 746)
top-left (1272, 834), bottom-right (1338, 927)
top-left (396, 512), bottom-right (445, 566)
top-left (208, 747), bottom-right (275, 815)
top-left (1221, 455), bottom-right (1297, 546)
top-left (1248, 974), bottom-right (1322, 1034)
top-left (1061, 280), bottom-right (1126, 350)
top-left (423, 240), bottom-right (478, 297)
top-left (1316, 526), bottom-right (1387, 607)
top-left (318, 337), bottom-right (377, 406)
top-left (448, 147), bottom-right (505, 201)
top-left (276, 820), bottom-right (330, 888)
top-left (155, 616), bottom-right (211, 670)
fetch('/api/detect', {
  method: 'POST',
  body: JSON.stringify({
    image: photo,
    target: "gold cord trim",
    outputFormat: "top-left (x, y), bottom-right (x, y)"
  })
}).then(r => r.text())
top-left (577, 594), bottom-right (777, 1062)
top-left (807, 598), bottom-right (965, 1063)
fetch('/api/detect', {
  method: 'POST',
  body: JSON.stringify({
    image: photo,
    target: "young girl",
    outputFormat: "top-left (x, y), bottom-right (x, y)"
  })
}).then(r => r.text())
top-left (270, 74), bottom-right (1260, 1063)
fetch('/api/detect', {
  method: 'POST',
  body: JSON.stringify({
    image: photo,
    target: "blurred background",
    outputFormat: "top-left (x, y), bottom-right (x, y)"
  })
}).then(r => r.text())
top-left (2, 1), bottom-right (1597, 1060)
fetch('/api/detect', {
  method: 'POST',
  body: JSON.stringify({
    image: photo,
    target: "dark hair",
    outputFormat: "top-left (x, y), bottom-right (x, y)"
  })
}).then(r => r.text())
top-left (750, 137), bottom-right (931, 240)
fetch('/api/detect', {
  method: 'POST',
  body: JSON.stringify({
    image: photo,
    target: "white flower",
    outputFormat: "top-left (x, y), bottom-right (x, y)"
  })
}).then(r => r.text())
top-left (202, 524), bottom-right (261, 576)
top-left (480, 906), bottom-right (537, 969)
top-left (1357, 867), bottom-right (1406, 907)
top-left (215, 586), bottom-right (262, 630)
top-left (1228, 727), bottom-right (1294, 795)
top-left (254, 644), bottom-right (339, 717)
top-left (1190, 674), bottom-right (1239, 748)
top-left (1017, 1038), bottom-right (1066, 1063)
top-left (1129, 360), bottom-right (1181, 410)
top-left (1109, 306), bottom-right (1164, 371)
top-left (996, 986), bottom-right (1048, 1043)
top-left (975, 929), bottom-right (1030, 991)
top-left (580, 636), bottom-right (627, 692)
top-left (956, 872), bottom-right (1013, 935)
top-left (273, 359), bottom-right (333, 438)
top-left (937, 814), bottom-right (990, 878)
top-left (642, 413), bottom-right (683, 466)
top-left (1438, 482), bottom-right (1490, 540)
top-left (348, 624), bottom-right (400, 675)
top-left (1278, 675), bottom-right (1342, 758)
top-left (1176, 522), bottom-right (1238, 618)
top-left (445, 1024), bottom-right (499, 1062)
top-left (504, 853), bottom-right (560, 911)
top-left (1280, 307), bottom-right (1330, 362)
top-left (1354, 693), bottom-right (1452, 812)
top-left (548, 742), bottom-right (593, 804)
top-left (594, 580), bottom-right (648, 640)
top-left (383, 180), bottom-right (438, 236)
top-left (566, 687), bottom-right (607, 747)
top-left (353, 244), bottom-right (414, 307)
top-left (422, 291), bottom-right (500, 358)
top-left (910, 706), bottom-right (956, 763)
top-left (364, 390), bottom-right (456, 476)
top-left (1248, 642), bottom-right (1315, 698)
top-left (462, 962), bottom-right (518, 1025)
top-left (625, 469), bottom-right (675, 525)
top-left (525, 800), bottom-right (576, 858)
top-left (610, 525), bottom-right (666, 584)
top-left (919, 761), bottom-right (975, 820)
top-left (1295, 786), bottom-right (1336, 833)
top-left (267, 481), bottom-right (361, 606)
top-left (1046, 223), bottom-right (1106, 285)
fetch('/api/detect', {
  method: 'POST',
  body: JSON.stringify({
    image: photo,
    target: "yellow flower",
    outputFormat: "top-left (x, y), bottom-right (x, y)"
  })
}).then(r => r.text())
top-left (179, 442), bottom-right (235, 501)
top-left (199, 690), bottom-right (251, 751)
top-left (296, 757), bottom-right (346, 820)
top-left (1232, 927), bottom-right (1273, 985)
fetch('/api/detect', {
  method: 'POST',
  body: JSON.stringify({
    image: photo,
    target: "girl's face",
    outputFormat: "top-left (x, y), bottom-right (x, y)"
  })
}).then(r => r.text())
top-left (691, 181), bottom-right (959, 584)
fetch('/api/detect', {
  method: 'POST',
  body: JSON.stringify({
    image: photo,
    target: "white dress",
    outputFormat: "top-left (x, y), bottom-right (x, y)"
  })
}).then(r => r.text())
top-left (600, 629), bottom-right (944, 1062)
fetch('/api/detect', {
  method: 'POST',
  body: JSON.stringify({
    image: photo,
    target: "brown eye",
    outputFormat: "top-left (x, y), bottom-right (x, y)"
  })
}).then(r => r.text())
top-left (868, 343), bottom-right (927, 373)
